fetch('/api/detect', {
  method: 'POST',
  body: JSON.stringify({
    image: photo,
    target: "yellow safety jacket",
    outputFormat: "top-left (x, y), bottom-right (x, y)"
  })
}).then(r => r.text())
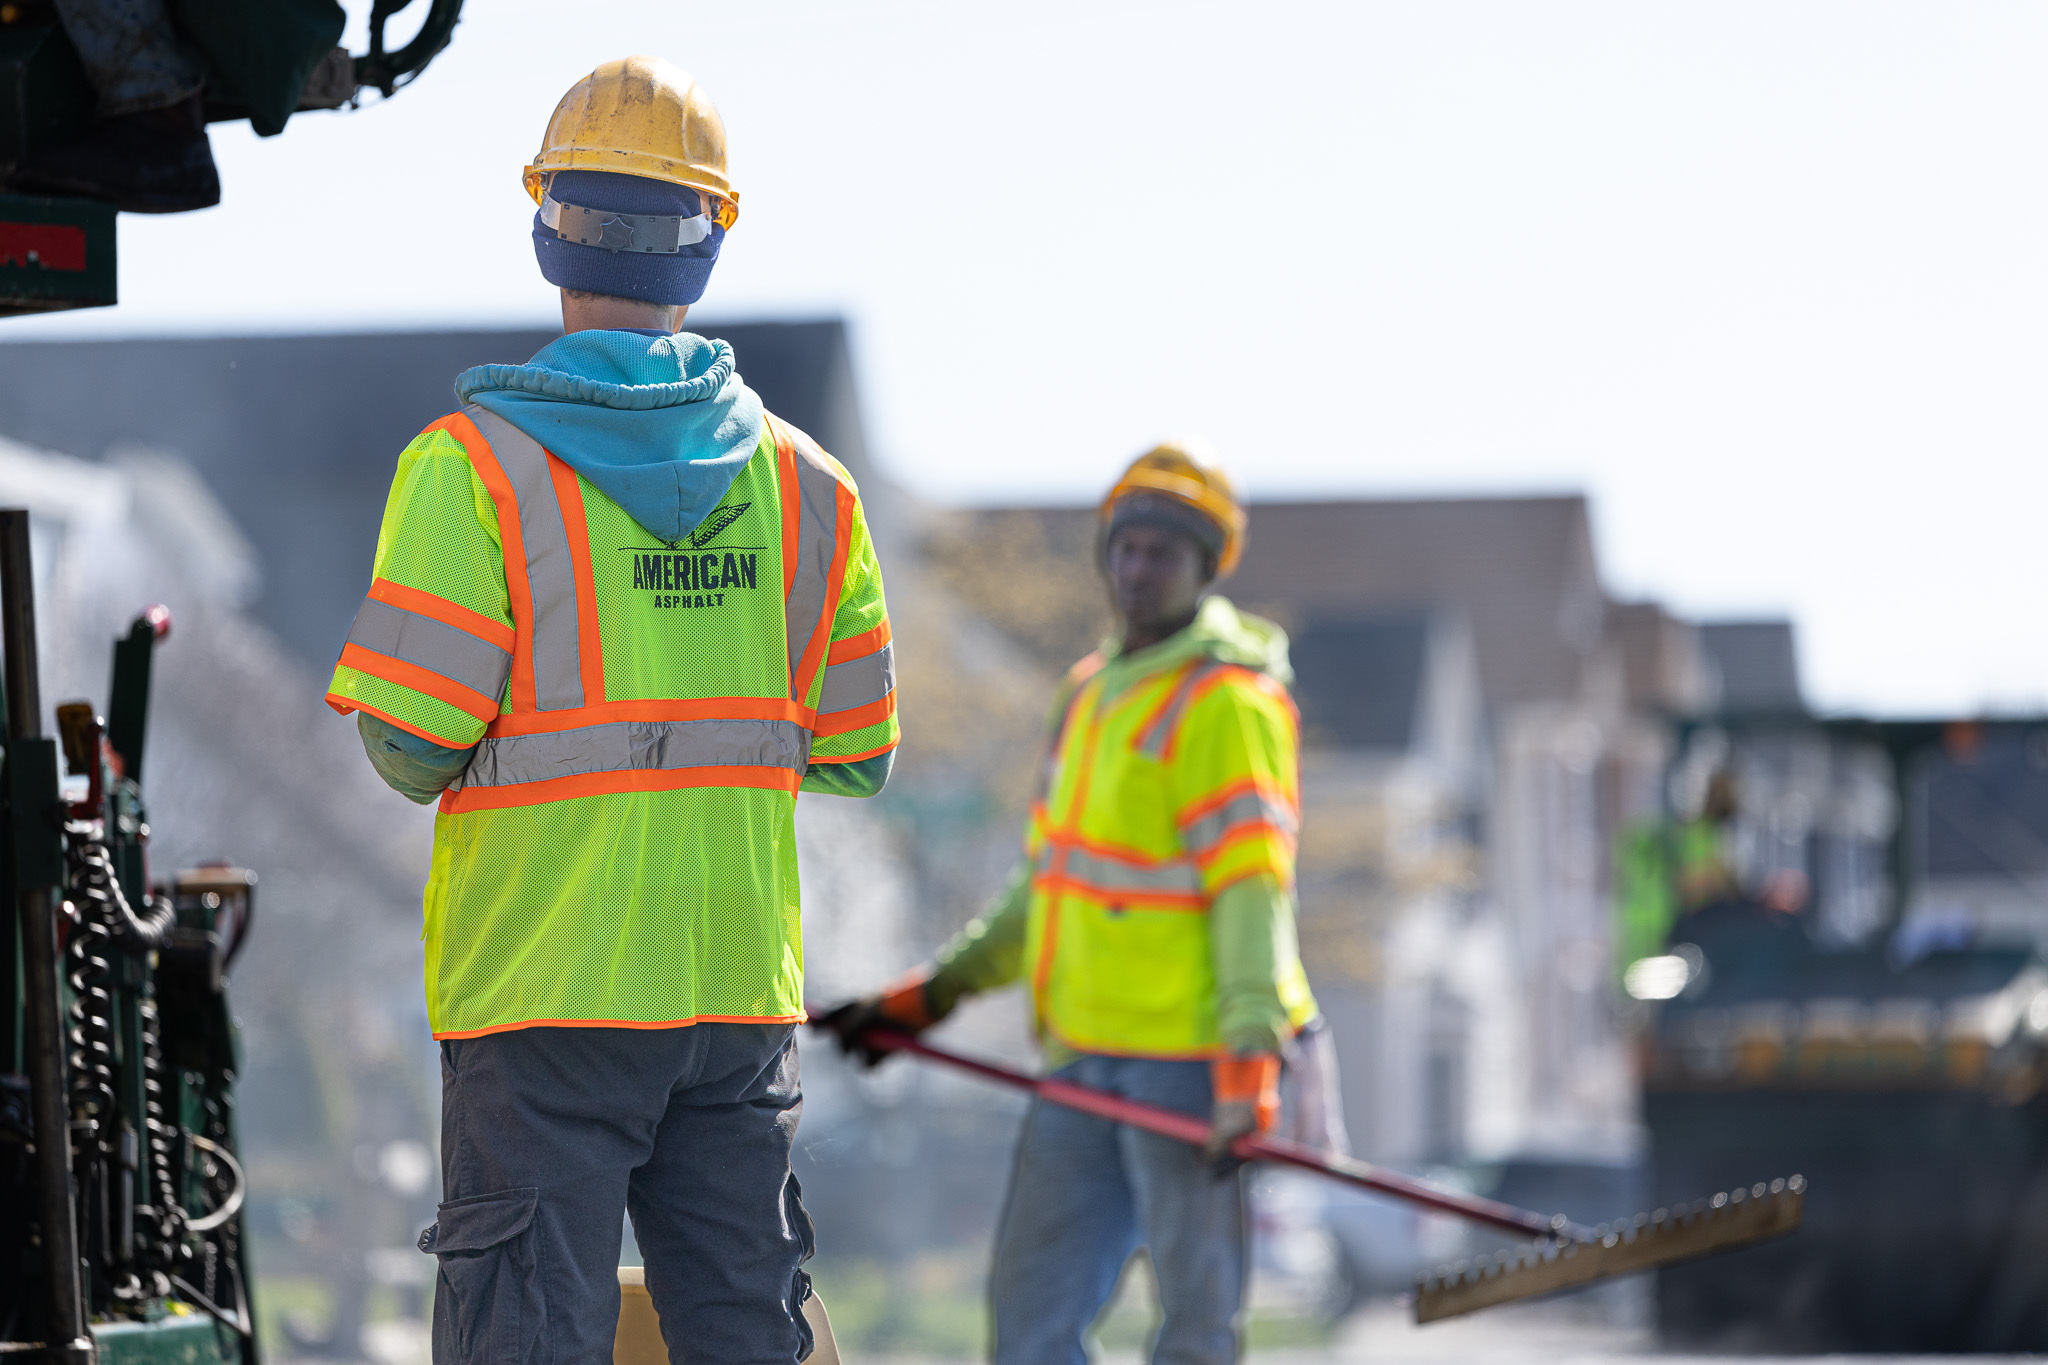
top-left (325, 406), bottom-right (896, 1038)
top-left (1023, 598), bottom-right (1318, 1058)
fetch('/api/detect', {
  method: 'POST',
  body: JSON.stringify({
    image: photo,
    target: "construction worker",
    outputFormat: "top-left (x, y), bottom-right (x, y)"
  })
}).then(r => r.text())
top-left (323, 58), bottom-right (897, 1365)
top-left (823, 445), bottom-right (1318, 1365)
top-left (1617, 766), bottom-right (1740, 970)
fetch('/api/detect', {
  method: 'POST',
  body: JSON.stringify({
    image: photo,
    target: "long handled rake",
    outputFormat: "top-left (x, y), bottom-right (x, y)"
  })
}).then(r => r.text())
top-left (825, 1021), bottom-right (1803, 1322)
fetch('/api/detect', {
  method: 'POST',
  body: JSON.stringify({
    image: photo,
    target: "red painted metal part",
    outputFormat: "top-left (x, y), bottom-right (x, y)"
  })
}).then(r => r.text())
top-left (854, 1024), bottom-right (1587, 1243)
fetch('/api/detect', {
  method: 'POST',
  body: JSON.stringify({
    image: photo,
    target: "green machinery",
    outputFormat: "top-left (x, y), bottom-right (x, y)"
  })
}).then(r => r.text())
top-left (1, 509), bottom-right (260, 1365)
top-left (1, 0), bottom-right (463, 316)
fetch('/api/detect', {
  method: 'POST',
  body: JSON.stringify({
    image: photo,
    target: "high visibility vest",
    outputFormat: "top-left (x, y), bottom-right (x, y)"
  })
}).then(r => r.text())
top-left (1022, 641), bottom-right (1318, 1058)
top-left (326, 405), bottom-right (897, 1039)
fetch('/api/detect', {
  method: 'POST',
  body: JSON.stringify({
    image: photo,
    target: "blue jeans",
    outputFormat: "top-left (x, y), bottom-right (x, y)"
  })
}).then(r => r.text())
top-left (425, 1024), bottom-right (814, 1365)
top-left (991, 1054), bottom-right (1245, 1365)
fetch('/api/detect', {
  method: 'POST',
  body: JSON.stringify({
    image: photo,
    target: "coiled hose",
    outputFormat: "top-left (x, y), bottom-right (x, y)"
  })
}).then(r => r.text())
top-left (65, 827), bottom-right (175, 951)
top-left (63, 825), bottom-right (182, 1299)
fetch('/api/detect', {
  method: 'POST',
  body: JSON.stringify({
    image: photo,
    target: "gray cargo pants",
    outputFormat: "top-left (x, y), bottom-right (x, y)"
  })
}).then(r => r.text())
top-left (422, 1023), bottom-right (815, 1365)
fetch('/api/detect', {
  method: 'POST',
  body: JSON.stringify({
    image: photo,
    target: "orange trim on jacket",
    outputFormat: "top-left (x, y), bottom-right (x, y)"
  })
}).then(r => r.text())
top-left (367, 578), bottom-right (515, 651)
top-left (430, 410), bottom-right (537, 713)
top-left (435, 1009), bottom-right (808, 1041)
top-left (827, 618), bottom-right (891, 664)
top-left (336, 642), bottom-right (500, 724)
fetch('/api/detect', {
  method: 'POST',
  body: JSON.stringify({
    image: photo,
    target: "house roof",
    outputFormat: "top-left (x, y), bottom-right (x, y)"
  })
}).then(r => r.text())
top-left (933, 495), bottom-right (1612, 721)
top-left (1231, 497), bottom-right (1607, 715)
top-left (0, 322), bottom-right (870, 666)
top-left (1698, 619), bottom-right (1803, 713)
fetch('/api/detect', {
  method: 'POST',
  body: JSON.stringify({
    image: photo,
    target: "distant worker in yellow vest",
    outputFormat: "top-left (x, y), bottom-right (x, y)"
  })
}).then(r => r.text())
top-left (824, 446), bottom-right (1318, 1365)
top-left (325, 57), bottom-right (897, 1365)
top-left (1616, 767), bottom-right (1740, 971)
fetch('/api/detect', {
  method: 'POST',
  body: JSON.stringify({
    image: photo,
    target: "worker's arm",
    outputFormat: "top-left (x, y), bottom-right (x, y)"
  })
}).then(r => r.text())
top-left (325, 424), bottom-right (512, 758)
top-left (816, 861), bottom-right (1030, 1065)
top-left (803, 475), bottom-right (898, 795)
top-left (926, 861), bottom-right (1033, 1015)
top-left (800, 750), bottom-right (894, 798)
top-left (1168, 671), bottom-right (1307, 1163)
top-left (1210, 871), bottom-right (1301, 1056)
top-left (357, 713), bottom-right (474, 804)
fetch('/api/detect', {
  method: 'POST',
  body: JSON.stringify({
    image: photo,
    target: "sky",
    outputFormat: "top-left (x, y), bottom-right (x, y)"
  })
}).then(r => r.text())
top-left (8, 1), bottom-right (2048, 716)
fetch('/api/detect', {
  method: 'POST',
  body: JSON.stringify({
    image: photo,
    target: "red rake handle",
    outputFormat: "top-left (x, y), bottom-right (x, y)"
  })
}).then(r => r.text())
top-left (849, 1023), bottom-right (1576, 1243)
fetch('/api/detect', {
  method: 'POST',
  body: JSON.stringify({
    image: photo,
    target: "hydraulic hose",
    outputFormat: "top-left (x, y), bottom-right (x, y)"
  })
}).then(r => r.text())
top-left (66, 827), bottom-right (175, 950)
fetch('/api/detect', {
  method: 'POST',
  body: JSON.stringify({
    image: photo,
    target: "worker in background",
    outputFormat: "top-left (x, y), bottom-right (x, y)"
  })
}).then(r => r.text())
top-left (1616, 766), bottom-right (1740, 970)
top-left (824, 446), bottom-right (1327, 1365)
top-left (324, 57), bottom-right (898, 1365)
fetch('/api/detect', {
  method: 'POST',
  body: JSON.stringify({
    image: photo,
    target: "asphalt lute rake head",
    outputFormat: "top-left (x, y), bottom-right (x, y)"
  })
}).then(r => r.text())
top-left (816, 1016), bottom-right (1806, 1322)
top-left (1413, 1174), bottom-right (1805, 1322)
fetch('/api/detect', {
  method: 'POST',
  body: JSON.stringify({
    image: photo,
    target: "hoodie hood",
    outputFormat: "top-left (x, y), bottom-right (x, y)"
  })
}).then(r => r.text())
top-left (454, 329), bottom-right (765, 546)
top-left (1095, 596), bottom-right (1294, 698)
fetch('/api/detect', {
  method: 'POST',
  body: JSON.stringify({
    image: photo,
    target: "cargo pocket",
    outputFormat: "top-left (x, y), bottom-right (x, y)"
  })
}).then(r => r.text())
top-left (425, 1187), bottom-right (545, 1365)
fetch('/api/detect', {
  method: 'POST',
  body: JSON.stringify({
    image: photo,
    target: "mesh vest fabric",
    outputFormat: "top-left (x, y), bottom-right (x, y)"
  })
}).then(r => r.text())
top-left (326, 409), bottom-right (896, 1038)
top-left (1022, 653), bottom-right (1317, 1058)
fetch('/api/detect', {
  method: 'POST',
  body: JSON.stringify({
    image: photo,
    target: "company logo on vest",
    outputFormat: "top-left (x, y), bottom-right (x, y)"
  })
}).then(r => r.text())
top-left (625, 501), bottom-right (760, 609)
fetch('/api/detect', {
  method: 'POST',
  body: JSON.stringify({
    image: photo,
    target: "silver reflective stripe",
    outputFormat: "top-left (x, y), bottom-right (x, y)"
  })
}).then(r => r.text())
top-left (465, 404), bottom-right (584, 710)
top-left (539, 191), bottom-right (713, 254)
top-left (780, 423), bottom-right (844, 700)
top-left (346, 597), bottom-right (510, 702)
top-left (1180, 790), bottom-right (1298, 858)
top-left (818, 643), bottom-right (893, 715)
top-left (456, 718), bottom-right (810, 791)
top-left (1034, 840), bottom-right (1205, 899)
top-left (1135, 661), bottom-right (1228, 759)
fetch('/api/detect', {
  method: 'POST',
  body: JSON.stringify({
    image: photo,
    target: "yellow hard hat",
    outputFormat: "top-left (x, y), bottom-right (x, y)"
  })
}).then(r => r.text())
top-left (524, 57), bottom-right (740, 230)
top-left (1099, 440), bottom-right (1247, 577)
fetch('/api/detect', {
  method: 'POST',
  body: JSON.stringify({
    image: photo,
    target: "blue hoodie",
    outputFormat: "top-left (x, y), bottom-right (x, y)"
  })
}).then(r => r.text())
top-left (454, 328), bottom-right (764, 545)
top-left (359, 329), bottom-right (891, 802)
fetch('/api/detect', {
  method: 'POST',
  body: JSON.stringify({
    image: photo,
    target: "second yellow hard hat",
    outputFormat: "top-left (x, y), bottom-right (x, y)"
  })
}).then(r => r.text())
top-left (1100, 441), bottom-right (1247, 577)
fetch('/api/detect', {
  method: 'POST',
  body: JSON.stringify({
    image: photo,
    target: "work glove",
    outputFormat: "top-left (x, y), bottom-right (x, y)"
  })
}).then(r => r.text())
top-left (1202, 1052), bottom-right (1281, 1173)
top-left (814, 971), bottom-right (938, 1068)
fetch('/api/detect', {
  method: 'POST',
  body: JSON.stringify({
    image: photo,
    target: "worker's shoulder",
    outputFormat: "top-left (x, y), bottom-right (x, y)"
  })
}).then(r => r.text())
top-left (768, 412), bottom-right (861, 495)
top-left (402, 411), bottom-right (489, 462)
top-left (1182, 661), bottom-right (1296, 723)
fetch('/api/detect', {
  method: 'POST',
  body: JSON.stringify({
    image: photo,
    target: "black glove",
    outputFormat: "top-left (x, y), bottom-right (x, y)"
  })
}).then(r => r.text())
top-left (813, 976), bottom-right (934, 1068)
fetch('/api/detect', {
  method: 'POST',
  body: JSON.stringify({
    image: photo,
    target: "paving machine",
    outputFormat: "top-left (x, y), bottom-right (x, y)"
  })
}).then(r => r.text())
top-left (0, 509), bottom-right (260, 1365)
top-left (1639, 715), bottom-right (2048, 1351)
top-left (2, 0), bottom-right (462, 317)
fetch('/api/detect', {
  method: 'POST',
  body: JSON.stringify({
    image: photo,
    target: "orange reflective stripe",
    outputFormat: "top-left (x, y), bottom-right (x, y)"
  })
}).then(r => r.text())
top-left (1034, 682), bottom-right (1109, 1010)
top-left (438, 763), bottom-right (803, 814)
top-left (1193, 822), bottom-right (1293, 871)
top-left (1044, 827), bottom-right (1176, 868)
top-left (812, 689), bottom-right (896, 739)
top-left (434, 410), bottom-right (538, 713)
top-left (790, 481), bottom-right (855, 707)
top-left (484, 695), bottom-right (813, 738)
top-left (367, 578), bottom-right (514, 651)
top-left (548, 455), bottom-right (607, 706)
top-left (1132, 660), bottom-right (1204, 747)
top-left (1176, 774), bottom-right (1297, 830)
top-left (434, 1010), bottom-right (806, 1041)
top-left (805, 737), bottom-right (899, 765)
top-left (1030, 873), bottom-right (1206, 911)
top-left (337, 642), bottom-right (500, 724)
top-left (323, 694), bottom-right (477, 749)
top-left (827, 618), bottom-right (891, 665)
top-left (777, 421), bottom-right (800, 617)
top-left (1157, 666), bottom-right (1297, 765)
